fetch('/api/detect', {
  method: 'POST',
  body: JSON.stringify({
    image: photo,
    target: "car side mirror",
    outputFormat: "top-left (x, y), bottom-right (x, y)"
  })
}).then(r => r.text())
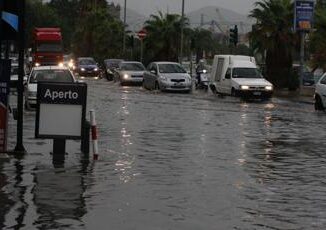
top-left (150, 70), bottom-right (157, 75)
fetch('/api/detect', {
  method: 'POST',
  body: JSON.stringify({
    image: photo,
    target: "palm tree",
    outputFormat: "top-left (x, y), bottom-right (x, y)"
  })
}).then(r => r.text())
top-left (144, 11), bottom-right (189, 62)
top-left (309, 1), bottom-right (326, 71)
top-left (249, 0), bottom-right (296, 88)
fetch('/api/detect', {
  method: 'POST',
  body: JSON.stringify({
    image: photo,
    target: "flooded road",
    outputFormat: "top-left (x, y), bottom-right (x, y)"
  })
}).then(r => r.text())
top-left (1, 79), bottom-right (326, 229)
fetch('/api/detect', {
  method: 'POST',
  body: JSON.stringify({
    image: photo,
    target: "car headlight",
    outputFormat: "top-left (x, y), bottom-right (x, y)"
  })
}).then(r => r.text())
top-left (160, 76), bottom-right (167, 81)
top-left (68, 62), bottom-right (74, 68)
top-left (94, 68), bottom-right (99, 71)
top-left (265, 85), bottom-right (273, 91)
top-left (35, 63), bottom-right (40, 67)
top-left (240, 85), bottom-right (250, 90)
top-left (81, 68), bottom-right (85, 71)
top-left (203, 69), bottom-right (207, 73)
top-left (58, 62), bottom-right (64, 67)
top-left (123, 74), bottom-right (129, 79)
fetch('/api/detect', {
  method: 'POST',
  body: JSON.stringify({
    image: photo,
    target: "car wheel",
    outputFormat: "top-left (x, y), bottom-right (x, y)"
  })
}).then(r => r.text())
top-left (24, 101), bottom-right (30, 110)
top-left (315, 95), bottom-right (324, 111)
top-left (231, 88), bottom-right (236, 97)
top-left (154, 81), bottom-right (160, 91)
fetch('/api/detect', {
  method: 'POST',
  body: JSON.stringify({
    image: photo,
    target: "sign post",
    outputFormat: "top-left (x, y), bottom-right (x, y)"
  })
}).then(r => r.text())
top-left (294, 0), bottom-right (315, 91)
top-left (0, 60), bottom-right (10, 153)
top-left (35, 82), bottom-right (87, 165)
top-left (137, 29), bottom-right (147, 63)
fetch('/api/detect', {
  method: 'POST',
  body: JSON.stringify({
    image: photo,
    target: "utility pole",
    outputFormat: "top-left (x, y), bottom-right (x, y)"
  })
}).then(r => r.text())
top-left (299, 32), bottom-right (305, 91)
top-left (14, 0), bottom-right (26, 153)
top-left (180, 0), bottom-right (185, 64)
top-left (123, 0), bottom-right (127, 56)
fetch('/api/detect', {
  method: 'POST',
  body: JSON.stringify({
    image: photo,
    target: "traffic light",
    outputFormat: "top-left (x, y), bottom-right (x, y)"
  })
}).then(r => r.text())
top-left (229, 25), bottom-right (238, 47)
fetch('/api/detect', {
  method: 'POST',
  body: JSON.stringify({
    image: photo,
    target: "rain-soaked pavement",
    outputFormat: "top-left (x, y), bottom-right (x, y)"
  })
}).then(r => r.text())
top-left (1, 78), bottom-right (326, 230)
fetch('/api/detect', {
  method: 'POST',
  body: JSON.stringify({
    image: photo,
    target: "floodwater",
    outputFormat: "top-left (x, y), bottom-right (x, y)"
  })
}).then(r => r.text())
top-left (1, 79), bottom-right (326, 230)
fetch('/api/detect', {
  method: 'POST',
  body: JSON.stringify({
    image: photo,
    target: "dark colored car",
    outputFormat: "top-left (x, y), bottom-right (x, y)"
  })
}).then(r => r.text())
top-left (76, 57), bottom-right (101, 78)
top-left (293, 64), bottom-right (315, 86)
top-left (103, 59), bottom-right (123, 80)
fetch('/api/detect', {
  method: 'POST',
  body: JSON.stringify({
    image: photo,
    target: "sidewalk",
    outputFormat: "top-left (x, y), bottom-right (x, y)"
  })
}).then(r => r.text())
top-left (274, 87), bottom-right (315, 105)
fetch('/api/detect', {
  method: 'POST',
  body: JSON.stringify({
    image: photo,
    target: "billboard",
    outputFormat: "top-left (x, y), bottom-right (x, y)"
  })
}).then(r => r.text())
top-left (0, 60), bottom-right (10, 152)
top-left (294, 0), bottom-right (315, 32)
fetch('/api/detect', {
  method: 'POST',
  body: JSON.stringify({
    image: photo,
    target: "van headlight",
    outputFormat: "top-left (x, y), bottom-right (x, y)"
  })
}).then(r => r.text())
top-left (240, 85), bottom-right (249, 90)
top-left (265, 85), bottom-right (273, 91)
top-left (123, 74), bottom-right (130, 79)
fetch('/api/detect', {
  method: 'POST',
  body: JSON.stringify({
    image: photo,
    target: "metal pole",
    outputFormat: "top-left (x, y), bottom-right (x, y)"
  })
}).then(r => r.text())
top-left (180, 0), bottom-right (185, 64)
top-left (140, 39), bottom-right (143, 63)
top-left (299, 31), bottom-right (305, 92)
top-left (123, 0), bottom-right (127, 55)
top-left (14, 0), bottom-right (26, 153)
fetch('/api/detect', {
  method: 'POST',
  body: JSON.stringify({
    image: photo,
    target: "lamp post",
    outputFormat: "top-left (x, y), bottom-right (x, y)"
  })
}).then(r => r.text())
top-left (123, 0), bottom-right (127, 55)
top-left (180, 0), bottom-right (185, 64)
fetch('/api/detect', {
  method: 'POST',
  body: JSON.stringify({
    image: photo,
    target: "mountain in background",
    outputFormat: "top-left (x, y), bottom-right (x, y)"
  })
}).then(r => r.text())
top-left (123, 6), bottom-right (253, 34)
top-left (186, 6), bottom-right (253, 34)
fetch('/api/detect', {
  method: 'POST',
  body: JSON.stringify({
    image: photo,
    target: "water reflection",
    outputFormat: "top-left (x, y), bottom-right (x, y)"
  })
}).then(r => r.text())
top-left (0, 155), bottom-right (90, 230)
top-left (0, 158), bottom-right (14, 230)
top-left (33, 167), bottom-right (86, 229)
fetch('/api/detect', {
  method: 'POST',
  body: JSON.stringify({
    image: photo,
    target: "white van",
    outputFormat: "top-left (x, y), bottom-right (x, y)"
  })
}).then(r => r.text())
top-left (209, 55), bottom-right (273, 98)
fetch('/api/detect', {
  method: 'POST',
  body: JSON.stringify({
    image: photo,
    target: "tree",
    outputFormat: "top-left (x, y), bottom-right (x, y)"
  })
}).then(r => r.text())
top-left (72, 2), bottom-right (124, 61)
top-left (309, 0), bottom-right (326, 71)
top-left (47, 0), bottom-right (79, 51)
top-left (249, 0), bottom-right (296, 88)
top-left (144, 12), bottom-right (188, 62)
top-left (25, 0), bottom-right (60, 47)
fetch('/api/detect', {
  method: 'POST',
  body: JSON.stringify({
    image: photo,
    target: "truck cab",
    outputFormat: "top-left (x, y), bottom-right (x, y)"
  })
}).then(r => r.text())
top-left (32, 28), bottom-right (63, 67)
top-left (210, 55), bottom-right (273, 99)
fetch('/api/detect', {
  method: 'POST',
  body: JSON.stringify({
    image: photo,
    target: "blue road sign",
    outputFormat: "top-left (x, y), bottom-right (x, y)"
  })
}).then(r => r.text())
top-left (294, 0), bottom-right (315, 32)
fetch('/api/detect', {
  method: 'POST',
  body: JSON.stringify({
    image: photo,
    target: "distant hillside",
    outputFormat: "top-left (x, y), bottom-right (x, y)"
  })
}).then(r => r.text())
top-left (122, 6), bottom-right (254, 34)
top-left (186, 6), bottom-right (253, 34)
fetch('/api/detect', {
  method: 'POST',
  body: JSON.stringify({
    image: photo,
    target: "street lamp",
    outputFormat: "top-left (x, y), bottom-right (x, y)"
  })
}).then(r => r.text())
top-left (123, 0), bottom-right (127, 55)
top-left (180, 0), bottom-right (185, 64)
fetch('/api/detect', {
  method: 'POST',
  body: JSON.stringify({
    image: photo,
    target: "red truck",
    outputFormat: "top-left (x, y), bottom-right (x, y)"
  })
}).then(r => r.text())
top-left (32, 28), bottom-right (63, 67)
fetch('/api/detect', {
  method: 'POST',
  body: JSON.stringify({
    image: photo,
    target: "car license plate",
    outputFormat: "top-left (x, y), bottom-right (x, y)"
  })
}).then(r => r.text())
top-left (253, 91), bottom-right (261, 96)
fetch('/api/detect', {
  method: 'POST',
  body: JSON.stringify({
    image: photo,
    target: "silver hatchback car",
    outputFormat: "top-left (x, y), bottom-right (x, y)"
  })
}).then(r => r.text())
top-left (143, 62), bottom-right (192, 93)
top-left (114, 61), bottom-right (146, 86)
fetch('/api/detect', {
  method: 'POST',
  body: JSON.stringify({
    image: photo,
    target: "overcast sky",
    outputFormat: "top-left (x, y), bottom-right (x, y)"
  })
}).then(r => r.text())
top-left (110, 0), bottom-right (258, 16)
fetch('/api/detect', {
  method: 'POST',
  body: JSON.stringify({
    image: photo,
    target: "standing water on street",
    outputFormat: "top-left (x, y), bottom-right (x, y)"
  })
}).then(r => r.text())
top-left (1, 78), bottom-right (326, 230)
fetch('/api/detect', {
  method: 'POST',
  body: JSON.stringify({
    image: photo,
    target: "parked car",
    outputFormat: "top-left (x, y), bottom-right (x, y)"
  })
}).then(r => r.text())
top-left (75, 57), bottom-right (100, 78)
top-left (114, 61), bottom-right (145, 86)
top-left (293, 64), bottom-right (315, 86)
top-left (24, 66), bottom-right (76, 110)
top-left (314, 72), bottom-right (326, 111)
top-left (103, 59), bottom-right (123, 80)
top-left (143, 62), bottom-right (192, 93)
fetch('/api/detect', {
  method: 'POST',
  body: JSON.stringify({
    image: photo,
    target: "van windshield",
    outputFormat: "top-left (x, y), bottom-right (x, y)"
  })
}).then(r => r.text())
top-left (232, 68), bottom-right (262, 79)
